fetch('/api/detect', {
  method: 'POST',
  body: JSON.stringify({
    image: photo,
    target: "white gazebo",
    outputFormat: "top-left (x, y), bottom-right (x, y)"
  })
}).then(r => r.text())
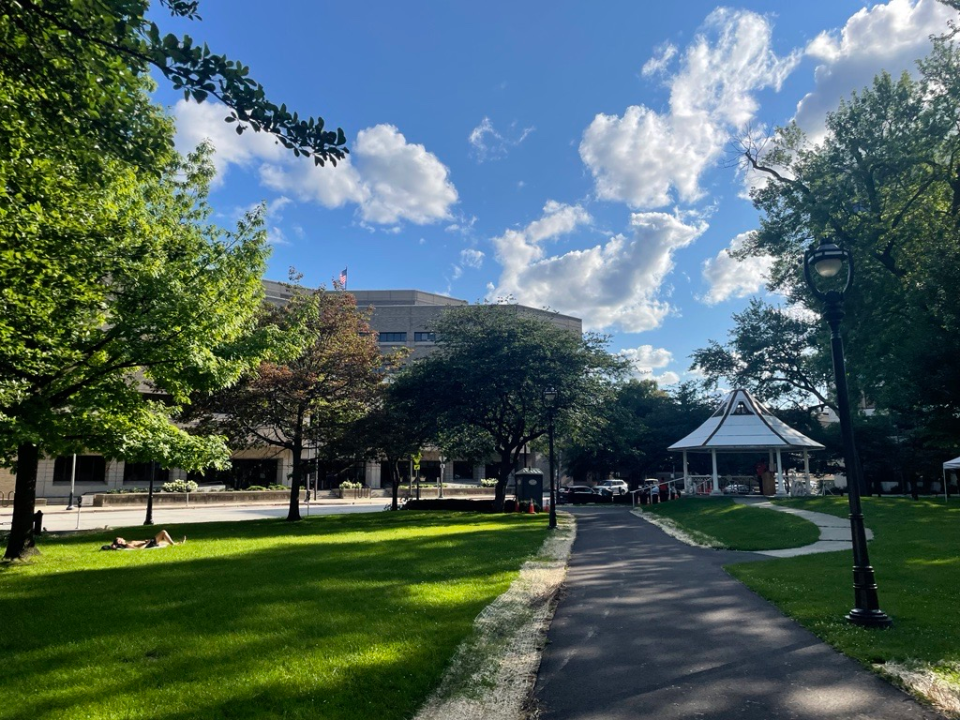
top-left (668, 389), bottom-right (825, 497)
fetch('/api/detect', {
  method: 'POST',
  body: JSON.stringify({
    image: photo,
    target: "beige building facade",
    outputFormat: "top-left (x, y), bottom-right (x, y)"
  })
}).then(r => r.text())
top-left (7, 284), bottom-right (582, 500)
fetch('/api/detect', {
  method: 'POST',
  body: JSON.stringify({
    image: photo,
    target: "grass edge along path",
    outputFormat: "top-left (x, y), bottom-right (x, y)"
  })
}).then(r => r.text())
top-left (640, 497), bottom-right (820, 551)
top-left (727, 497), bottom-right (960, 718)
top-left (414, 512), bottom-right (576, 720)
top-left (0, 511), bottom-right (550, 720)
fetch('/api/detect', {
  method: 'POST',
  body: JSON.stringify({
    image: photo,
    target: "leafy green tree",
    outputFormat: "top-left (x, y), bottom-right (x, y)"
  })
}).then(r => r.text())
top-left (727, 27), bottom-right (960, 448)
top-left (1, 0), bottom-right (350, 559)
top-left (692, 299), bottom-right (834, 411)
top-left (345, 383), bottom-right (437, 511)
top-left (0, 0), bottom-right (347, 170)
top-left (0, 146), bottom-right (274, 559)
top-left (564, 380), bottom-right (718, 485)
top-left (393, 305), bottom-right (626, 511)
top-left (189, 286), bottom-right (392, 521)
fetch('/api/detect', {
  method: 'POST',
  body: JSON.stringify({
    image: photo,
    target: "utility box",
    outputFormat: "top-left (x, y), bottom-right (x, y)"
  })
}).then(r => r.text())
top-left (515, 468), bottom-right (544, 506)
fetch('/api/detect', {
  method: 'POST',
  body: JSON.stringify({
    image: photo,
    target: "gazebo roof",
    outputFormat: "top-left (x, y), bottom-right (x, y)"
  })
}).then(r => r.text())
top-left (668, 389), bottom-right (825, 452)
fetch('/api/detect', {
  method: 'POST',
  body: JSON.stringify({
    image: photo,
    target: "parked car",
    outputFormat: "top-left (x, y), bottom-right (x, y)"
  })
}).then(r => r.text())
top-left (723, 483), bottom-right (751, 495)
top-left (595, 479), bottom-right (629, 497)
top-left (559, 485), bottom-right (597, 504)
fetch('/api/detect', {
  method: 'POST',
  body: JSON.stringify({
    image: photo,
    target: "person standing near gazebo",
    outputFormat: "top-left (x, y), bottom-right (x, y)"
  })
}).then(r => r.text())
top-left (755, 459), bottom-right (767, 494)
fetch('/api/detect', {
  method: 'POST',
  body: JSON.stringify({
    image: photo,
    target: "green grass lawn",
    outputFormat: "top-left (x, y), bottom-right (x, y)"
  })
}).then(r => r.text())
top-left (0, 511), bottom-right (549, 720)
top-left (643, 497), bottom-right (820, 550)
top-left (726, 498), bottom-right (960, 677)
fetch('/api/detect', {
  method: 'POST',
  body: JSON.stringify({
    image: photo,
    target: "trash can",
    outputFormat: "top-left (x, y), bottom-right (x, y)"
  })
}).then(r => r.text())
top-left (515, 468), bottom-right (544, 507)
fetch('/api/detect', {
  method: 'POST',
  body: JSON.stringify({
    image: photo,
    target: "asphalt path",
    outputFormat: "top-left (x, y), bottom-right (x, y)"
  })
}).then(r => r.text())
top-left (0, 499), bottom-right (385, 533)
top-left (534, 506), bottom-right (941, 720)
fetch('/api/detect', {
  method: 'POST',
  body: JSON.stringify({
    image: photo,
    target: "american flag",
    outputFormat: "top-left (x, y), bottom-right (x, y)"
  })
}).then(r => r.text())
top-left (338, 267), bottom-right (348, 288)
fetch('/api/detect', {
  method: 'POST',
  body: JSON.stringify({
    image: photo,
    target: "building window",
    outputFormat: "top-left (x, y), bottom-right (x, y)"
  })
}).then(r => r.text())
top-left (414, 332), bottom-right (436, 343)
top-left (122, 462), bottom-right (169, 485)
top-left (378, 332), bottom-right (407, 343)
top-left (53, 455), bottom-right (106, 484)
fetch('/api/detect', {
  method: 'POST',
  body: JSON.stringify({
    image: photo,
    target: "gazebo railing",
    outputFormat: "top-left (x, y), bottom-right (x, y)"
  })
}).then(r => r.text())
top-left (686, 475), bottom-right (713, 495)
top-left (684, 474), bottom-right (757, 495)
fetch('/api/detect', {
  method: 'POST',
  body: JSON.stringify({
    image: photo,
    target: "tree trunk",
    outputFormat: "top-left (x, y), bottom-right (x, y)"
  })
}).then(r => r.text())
top-left (492, 449), bottom-right (513, 512)
top-left (390, 460), bottom-right (400, 511)
top-left (4, 442), bottom-right (40, 560)
top-left (286, 437), bottom-right (303, 522)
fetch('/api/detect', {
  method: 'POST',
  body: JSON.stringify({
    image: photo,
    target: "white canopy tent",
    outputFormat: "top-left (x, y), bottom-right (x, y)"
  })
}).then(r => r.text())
top-left (941, 456), bottom-right (960, 501)
top-left (668, 389), bottom-right (825, 496)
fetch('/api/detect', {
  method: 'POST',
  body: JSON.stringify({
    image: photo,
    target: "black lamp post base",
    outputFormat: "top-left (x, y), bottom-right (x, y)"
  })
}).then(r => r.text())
top-left (846, 608), bottom-right (892, 628)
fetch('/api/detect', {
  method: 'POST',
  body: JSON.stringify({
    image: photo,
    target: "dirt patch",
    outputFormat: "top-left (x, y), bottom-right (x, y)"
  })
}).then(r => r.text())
top-left (880, 660), bottom-right (960, 718)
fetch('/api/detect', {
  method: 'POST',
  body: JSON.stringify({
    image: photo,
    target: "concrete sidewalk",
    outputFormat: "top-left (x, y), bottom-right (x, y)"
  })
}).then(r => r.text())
top-left (0, 498), bottom-right (386, 533)
top-left (533, 507), bottom-right (940, 720)
top-left (734, 498), bottom-right (874, 558)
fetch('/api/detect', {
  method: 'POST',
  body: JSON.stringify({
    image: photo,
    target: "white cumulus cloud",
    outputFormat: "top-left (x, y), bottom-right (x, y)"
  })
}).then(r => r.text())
top-left (701, 231), bottom-right (775, 304)
top-left (619, 346), bottom-right (681, 386)
top-left (489, 207), bottom-right (706, 332)
top-left (579, 8), bottom-right (800, 209)
top-left (173, 100), bottom-right (286, 185)
top-left (796, 0), bottom-right (955, 143)
top-left (174, 101), bottom-right (458, 226)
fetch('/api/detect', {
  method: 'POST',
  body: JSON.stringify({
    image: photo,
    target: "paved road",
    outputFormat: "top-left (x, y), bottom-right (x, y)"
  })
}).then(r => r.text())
top-left (0, 499), bottom-right (385, 533)
top-left (534, 506), bottom-right (940, 720)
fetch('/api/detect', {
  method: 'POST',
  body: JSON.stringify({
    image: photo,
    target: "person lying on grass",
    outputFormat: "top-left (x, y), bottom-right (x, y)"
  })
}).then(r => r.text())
top-left (100, 530), bottom-right (185, 551)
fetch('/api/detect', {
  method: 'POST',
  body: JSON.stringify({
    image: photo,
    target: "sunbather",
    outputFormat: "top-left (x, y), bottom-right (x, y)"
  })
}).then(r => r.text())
top-left (101, 530), bottom-right (184, 550)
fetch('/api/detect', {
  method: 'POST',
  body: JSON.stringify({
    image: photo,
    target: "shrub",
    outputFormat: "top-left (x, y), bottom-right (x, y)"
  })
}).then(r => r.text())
top-left (480, 478), bottom-right (499, 487)
top-left (246, 485), bottom-right (267, 492)
top-left (403, 499), bottom-right (497, 512)
top-left (161, 479), bottom-right (198, 493)
top-left (268, 484), bottom-right (287, 491)
top-left (104, 487), bottom-right (148, 494)
top-left (339, 480), bottom-right (363, 490)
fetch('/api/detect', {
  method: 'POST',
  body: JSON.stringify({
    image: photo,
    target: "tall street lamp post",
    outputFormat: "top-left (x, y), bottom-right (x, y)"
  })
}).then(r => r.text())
top-left (144, 460), bottom-right (156, 526)
top-left (803, 239), bottom-right (891, 628)
top-left (66, 453), bottom-right (77, 510)
top-left (438, 454), bottom-right (446, 499)
top-left (543, 388), bottom-right (558, 530)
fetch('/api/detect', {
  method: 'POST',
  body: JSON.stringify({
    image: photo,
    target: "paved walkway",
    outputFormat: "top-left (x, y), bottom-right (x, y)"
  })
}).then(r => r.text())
top-left (533, 507), bottom-right (940, 720)
top-left (734, 498), bottom-right (873, 558)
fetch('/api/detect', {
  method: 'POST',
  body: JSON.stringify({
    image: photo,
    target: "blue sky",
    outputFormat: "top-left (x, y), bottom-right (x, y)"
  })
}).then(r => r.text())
top-left (153, 0), bottom-right (954, 386)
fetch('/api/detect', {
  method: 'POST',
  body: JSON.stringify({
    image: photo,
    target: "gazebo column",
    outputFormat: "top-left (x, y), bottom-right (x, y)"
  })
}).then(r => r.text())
top-left (803, 450), bottom-right (811, 493)
top-left (775, 448), bottom-right (786, 496)
top-left (683, 451), bottom-right (689, 495)
top-left (711, 449), bottom-right (722, 495)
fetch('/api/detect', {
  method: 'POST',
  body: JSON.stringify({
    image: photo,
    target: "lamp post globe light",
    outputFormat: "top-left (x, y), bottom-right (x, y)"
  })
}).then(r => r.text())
top-left (543, 388), bottom-right (558, 530)
top-left (803, 239), bottom-right (891, 628)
